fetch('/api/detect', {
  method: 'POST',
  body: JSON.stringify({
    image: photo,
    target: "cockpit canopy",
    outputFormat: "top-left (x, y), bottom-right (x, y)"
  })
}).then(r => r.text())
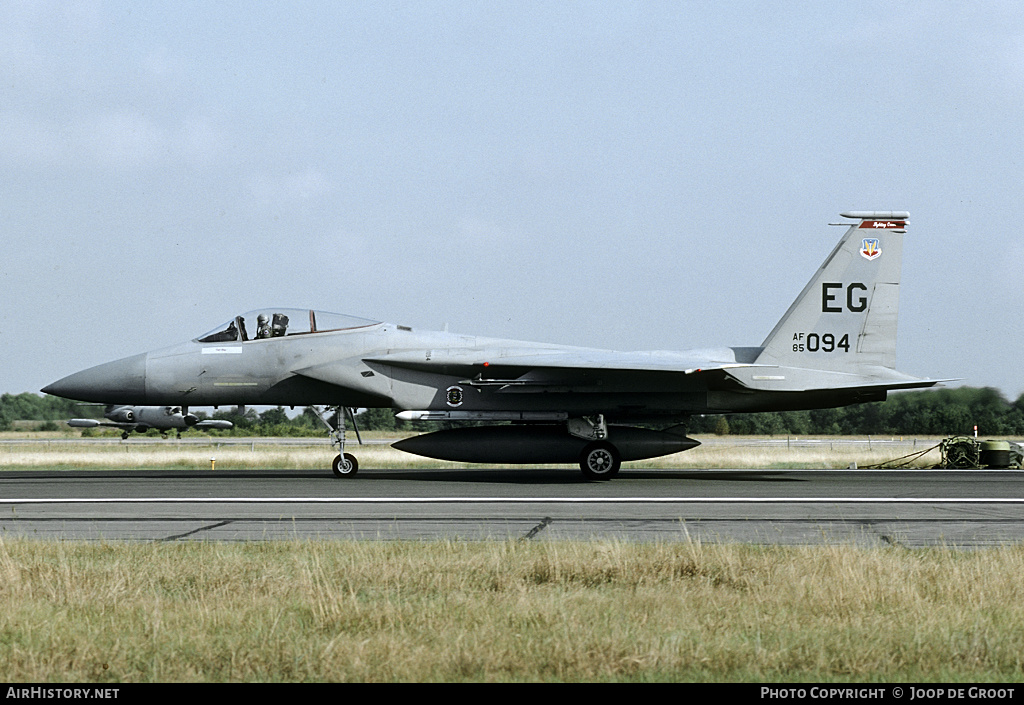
top-left (197, 309), bottom-right (380, 343)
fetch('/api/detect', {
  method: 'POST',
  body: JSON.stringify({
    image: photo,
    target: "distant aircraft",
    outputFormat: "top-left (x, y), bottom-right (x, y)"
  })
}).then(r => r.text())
top-left (43, 211), bottom-right (945, 479)
top-left (67, 405), bottom-right (233, 439)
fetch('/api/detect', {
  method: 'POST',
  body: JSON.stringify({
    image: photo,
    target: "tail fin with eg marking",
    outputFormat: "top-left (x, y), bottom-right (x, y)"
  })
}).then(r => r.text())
top-left (740, 211), bottom-right (938, 393)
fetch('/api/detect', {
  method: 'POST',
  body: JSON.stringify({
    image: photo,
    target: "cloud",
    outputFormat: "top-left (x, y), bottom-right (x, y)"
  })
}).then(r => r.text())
top-left (0, 110), bottom-right (223, 172)
top-left (0, 2), bottom-right (224, 174)
top-left (246, 168), bottom-right (336, 210)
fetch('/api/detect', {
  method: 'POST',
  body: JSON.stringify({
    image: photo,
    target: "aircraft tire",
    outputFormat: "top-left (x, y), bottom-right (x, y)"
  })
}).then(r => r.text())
top-left (332, 453), bottom-right (359, 477)
top-left (579, 442), bottom-right (620, 481)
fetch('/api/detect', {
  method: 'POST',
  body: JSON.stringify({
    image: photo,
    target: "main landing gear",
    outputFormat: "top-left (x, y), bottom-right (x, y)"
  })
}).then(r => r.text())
top-left (317, 406), bottom-right (362, 477)
top-left (571, 414), bottom-right (621, 481)
top-left (579, 441), bottom-right (621, 481)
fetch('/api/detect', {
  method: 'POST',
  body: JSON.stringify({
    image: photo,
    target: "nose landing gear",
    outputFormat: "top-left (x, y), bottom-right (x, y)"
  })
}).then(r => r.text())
top-left (332, 452), bottom-right (359, 477)
top-left (316, 406), bottom-right (363, 478)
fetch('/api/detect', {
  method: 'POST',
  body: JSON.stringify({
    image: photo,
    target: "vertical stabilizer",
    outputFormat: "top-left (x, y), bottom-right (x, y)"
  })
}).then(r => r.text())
top-left (755, 211), bottom-right (908, 373)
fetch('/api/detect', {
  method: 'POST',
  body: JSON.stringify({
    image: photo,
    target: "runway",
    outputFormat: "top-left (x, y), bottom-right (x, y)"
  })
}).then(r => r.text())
top-left (2, 467), bottom-right (1023, 546)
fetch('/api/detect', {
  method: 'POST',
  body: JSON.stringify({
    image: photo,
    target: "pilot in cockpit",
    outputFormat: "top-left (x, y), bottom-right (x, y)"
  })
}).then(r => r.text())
top-left (256, 314), bottom-right (272, 339)
top-left (271, 312), bottom-right (289, 337)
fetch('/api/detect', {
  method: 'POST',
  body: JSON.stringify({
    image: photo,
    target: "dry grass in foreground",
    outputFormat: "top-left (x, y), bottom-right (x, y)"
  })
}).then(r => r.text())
top-left (1, 539), bottom-right (1023, 682)
top-left (0, 433), bottom-right (950, 470)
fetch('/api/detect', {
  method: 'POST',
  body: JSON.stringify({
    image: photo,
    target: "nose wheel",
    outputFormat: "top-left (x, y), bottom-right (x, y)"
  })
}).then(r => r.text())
top-left (317, 406), bottom-right (363, 478)
top-left (332, 452), bottom-right (359, 477)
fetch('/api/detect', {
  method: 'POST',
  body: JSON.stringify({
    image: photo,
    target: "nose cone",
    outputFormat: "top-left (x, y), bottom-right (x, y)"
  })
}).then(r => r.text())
top-left (42, 353), bottom-right (148, 404)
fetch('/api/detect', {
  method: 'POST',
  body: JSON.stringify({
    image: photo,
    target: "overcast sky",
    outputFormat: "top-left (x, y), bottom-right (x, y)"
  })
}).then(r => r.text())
top-left (3, 1), bottom-right (1023, 404)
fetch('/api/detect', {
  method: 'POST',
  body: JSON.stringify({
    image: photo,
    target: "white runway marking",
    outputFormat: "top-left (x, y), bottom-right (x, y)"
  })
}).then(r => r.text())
top-left (4, 497), bottom-right (1024, 504)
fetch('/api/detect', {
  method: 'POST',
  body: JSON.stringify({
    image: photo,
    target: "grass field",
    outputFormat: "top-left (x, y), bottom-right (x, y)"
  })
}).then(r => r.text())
top-left (1, 432), bottom-right (1020, 682)
top-left (0, 431), bottom-right (953, 470)
top-left (1, 539), bottom-right (1023, 682)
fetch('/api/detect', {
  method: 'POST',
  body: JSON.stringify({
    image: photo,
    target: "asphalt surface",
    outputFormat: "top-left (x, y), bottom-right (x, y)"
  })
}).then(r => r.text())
top-left (2, 467), bottom-right (1023, 547)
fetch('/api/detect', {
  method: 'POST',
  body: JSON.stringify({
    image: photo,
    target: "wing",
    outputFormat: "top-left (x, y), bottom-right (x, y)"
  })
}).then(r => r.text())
top-left (67, 419), bottom-right (135, 430)
top-left (194, 419), bottom-right (234, 429)
top-left (361, 347), bottom-right (764, 393)
top-left (361, 347), bottom-right (945, 394)
top-left (294, 345), bottom-right (943, 404)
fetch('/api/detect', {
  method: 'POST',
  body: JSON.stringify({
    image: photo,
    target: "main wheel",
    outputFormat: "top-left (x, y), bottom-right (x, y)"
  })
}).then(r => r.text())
top-left (579, 442), bottom-right (620, 481)
top-left (332, 453), bottom-right (359, 477)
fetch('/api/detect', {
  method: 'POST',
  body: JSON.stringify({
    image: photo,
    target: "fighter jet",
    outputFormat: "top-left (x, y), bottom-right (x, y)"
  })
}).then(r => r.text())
top-left (67, 405), bottom-right (234, 439)
top-left (43, 211), bottom-right (943, 479)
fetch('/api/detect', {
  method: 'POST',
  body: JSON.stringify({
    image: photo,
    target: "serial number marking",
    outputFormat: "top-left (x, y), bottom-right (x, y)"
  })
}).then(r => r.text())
top-left (792, 332), bottom-right (850, 353)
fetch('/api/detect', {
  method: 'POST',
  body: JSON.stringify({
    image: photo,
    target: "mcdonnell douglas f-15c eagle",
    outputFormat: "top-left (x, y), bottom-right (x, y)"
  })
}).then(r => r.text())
top-left (67, 405), bottom-right (233, 439)
top-left (43, 211), bottom-right (943, 480)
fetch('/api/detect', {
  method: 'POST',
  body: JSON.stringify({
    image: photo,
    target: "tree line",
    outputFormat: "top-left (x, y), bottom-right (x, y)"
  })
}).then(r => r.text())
top-left (3, 386), bottom-right (1023, 437)
top-left (687, 387), bottom-right (1024, 437)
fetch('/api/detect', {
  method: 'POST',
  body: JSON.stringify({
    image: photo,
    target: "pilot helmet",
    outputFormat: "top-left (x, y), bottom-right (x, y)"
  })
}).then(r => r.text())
top-left (257, 314), bottom-right (268, 324)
